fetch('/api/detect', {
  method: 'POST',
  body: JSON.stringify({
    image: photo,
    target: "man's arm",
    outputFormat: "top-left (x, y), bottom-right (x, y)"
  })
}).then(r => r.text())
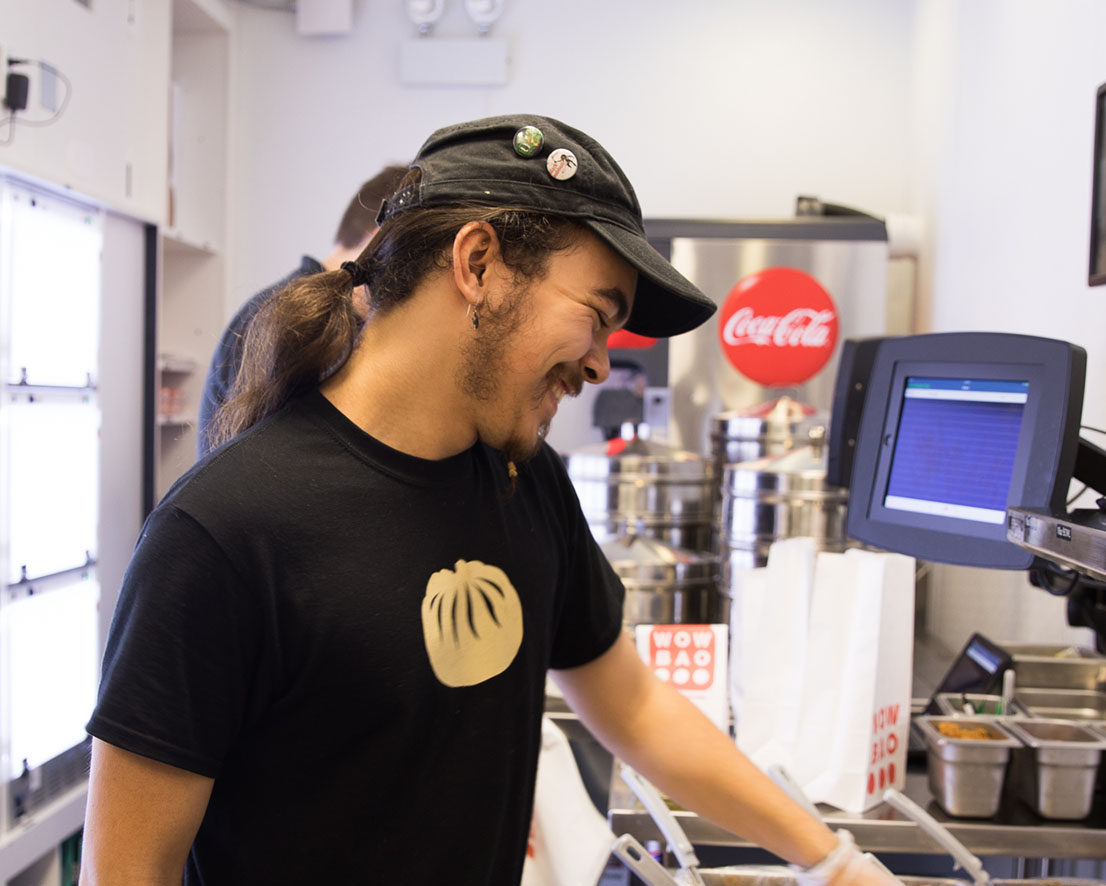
top-left (550, 630), bottom-right (837, 868)
top-left (80, 738), bottom-right (214, 885)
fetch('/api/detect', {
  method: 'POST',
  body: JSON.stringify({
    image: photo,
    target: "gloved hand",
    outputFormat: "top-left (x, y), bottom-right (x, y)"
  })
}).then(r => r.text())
top-left (793, 830), bottom-right (905, 886)
top-left (832, 848), bottom-right (905, 886)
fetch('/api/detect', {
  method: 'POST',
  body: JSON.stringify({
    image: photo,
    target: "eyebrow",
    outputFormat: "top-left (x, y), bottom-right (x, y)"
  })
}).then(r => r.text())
top-left (594, 287), bottom-right (632, 328)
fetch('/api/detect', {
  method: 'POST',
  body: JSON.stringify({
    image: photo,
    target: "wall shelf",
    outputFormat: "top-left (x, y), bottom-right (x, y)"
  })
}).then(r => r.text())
top-left (173, 0), bottom-right (233, 34)
top-left (157, 355), bottom-right (197, 375)
top-left (0, 783), bottom-right (86, 884)
top-left (162, 229), bottom-right (217, 257)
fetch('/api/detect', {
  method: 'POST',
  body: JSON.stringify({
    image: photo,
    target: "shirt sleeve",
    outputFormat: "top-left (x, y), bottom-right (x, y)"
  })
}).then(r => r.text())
top-left (538, 446), bottom-right (626, 670)
top-left (86, 505), bottom-right (268, 778)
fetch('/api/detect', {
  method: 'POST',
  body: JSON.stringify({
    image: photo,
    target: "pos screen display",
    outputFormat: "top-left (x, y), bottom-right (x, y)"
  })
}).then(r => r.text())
top-left (883, 377), bottom-right (1027, 527)
top-left (844, 333), bottom-right (1085, 569)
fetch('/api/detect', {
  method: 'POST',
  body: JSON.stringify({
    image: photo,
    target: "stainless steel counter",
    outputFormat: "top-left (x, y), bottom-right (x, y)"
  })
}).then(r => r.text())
top-left (565, 632), bottom-right (1106, 862)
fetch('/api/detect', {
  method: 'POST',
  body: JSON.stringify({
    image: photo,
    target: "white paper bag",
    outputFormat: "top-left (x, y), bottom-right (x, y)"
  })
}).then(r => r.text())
top-left (731, 537), bottom-right (817, 773)
top-left (790, 548), bottom-right (915, 812)
top-left (521, 717), bottom-right (615, 886)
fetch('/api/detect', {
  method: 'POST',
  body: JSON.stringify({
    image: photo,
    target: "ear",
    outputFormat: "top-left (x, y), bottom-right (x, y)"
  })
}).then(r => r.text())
top-left (451, 221), bottom-right (500, 307)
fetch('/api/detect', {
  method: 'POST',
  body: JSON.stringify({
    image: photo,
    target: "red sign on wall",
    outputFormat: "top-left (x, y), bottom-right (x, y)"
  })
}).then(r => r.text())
top-left (717, 266), bottom-right (839, 387)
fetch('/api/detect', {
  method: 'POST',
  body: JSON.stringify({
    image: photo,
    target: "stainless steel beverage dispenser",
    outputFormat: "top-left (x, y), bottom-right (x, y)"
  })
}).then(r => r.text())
top-left (544, 207), bottom-right (901, 460)
top-left (645, 211), bottom-right (893, 455)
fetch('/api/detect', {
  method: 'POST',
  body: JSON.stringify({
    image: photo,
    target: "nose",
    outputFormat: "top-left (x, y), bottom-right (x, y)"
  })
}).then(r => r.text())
top-left (582, 337), bottom-right (611, 385)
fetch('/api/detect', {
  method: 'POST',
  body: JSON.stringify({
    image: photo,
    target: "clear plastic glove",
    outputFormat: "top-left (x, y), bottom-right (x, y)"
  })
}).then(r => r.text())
top-left (832, 849), bottom-right (905, 886)
top-left (793, 830), bottom-right (905, 886)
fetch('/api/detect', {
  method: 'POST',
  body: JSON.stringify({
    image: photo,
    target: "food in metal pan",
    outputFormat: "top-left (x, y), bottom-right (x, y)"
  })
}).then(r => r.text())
top-left (935, 721), bottom-right (1000, 740)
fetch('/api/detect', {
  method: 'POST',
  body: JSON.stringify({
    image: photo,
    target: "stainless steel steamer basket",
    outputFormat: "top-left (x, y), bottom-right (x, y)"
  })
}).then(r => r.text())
top-left (709, 396), bottom-right (826, 470)
top-left (709, 397), bottom-right (825, 552)
top-left (564, 438), bottom-right (714, 552)
top-left (600, 534), bottom-right (721, 625)
top-left (716, 445), bottom-right (849, 571)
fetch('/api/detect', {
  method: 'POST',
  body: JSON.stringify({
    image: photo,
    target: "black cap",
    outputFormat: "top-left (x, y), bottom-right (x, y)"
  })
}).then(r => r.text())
top-left (377, 114), bottom-right (716, 338)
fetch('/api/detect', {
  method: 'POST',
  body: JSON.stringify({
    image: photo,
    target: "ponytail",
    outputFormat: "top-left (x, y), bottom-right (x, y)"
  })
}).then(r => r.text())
top-left (207, 267), bottom-right (362, 448)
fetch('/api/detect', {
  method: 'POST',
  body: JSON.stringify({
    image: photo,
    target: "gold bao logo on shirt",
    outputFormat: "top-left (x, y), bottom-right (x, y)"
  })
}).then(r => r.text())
top-left (421, 559), bottom-right (524, 687)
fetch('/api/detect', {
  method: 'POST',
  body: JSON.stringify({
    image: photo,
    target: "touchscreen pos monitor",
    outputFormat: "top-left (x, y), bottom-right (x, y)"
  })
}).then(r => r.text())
top-left (922, 633), bottom-right (1012, 715)
top-left (843, 332), bottom-right (1085, 569)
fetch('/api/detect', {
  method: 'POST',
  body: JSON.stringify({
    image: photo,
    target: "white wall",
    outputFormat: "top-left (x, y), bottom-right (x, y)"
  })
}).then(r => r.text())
top-left (227, 0), bottom-right (920, 302)
top-left (228, 0), bottom-right (1106, 651)
top-left (919, 0), bottom-right (1106, 407)
top-left (912, 0), bottom-right (1106, 650)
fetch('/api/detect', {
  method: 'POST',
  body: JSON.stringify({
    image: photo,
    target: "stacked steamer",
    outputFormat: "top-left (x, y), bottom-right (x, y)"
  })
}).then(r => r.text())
top-left (563, 437), bottom-right (720, 625)
top-left (710, 397), bottom-right (849, 624)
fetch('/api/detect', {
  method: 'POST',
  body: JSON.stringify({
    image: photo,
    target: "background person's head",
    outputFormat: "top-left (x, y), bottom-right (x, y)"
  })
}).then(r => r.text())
top-left (322, 164), bottom-right (410, 269)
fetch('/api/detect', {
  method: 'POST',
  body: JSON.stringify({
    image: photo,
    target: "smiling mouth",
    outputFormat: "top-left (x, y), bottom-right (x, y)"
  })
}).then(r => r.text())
top-left (550, 374), bottom-right (581, 404)
top-left (536, 371), bottom-right (582, 415)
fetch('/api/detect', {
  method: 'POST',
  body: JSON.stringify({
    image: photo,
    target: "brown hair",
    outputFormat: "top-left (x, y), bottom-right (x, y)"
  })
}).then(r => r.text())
top-left (333, 164), bottom-right (409, 249)
top-left (208, 171), bottom-right (582, 448)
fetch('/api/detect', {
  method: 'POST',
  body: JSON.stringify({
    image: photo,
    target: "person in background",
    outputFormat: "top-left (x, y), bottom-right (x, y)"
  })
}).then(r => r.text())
top-left (196, 163), bottom-right (409, 455)
top-left (81, 115), bottom-right (902, 886)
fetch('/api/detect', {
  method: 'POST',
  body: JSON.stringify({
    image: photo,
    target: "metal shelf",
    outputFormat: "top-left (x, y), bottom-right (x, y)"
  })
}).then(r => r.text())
top-left (0, 782), bottom-right (86, 882)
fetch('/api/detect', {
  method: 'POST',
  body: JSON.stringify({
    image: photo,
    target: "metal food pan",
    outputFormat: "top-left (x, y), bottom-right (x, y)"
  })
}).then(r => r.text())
top-left (696, 871), bottom-right (967, 886)
top-left (934, 692), bottom-right (1024, 717)
top-left (1089, 720), bottom-right (1106, 790)
top-left (694, 868), bottom-right (1103, 886)
top-left (1003, 642), bottom-right (1106, 691)
top-left (1003, 718), bottom-right (1106, 820)
top-left (916, 716), bottom-right (1021, 818)
top-left (1014, 687), bottom-right (1106, 722)
top-left (695, 866), bottom-right (794, 886)
top-left (993, 880), bottom-right (1106, 886)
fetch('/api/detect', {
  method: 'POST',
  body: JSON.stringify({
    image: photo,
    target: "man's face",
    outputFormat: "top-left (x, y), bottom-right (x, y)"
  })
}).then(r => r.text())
top-left (459, 229), bottom-right (636, 463)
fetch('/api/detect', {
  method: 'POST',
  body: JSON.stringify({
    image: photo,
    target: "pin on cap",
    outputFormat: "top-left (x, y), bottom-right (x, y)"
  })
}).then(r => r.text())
top-left (513, 125), bottom-right (544, 158)
top-left (547, 148), bottom-right (577, 181)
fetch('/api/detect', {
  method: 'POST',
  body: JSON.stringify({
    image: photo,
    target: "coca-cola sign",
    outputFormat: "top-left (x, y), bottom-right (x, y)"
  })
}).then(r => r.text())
top-left (717, 267), bottom-right (839, 386)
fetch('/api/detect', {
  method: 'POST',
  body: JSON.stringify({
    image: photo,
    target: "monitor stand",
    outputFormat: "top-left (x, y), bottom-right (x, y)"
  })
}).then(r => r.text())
top-left (1007, 436), bottom-right (1106, 650)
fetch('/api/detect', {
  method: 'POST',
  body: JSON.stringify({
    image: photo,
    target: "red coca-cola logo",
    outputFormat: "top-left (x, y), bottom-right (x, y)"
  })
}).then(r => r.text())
top-left (718, 267), bottom-right (838, 387)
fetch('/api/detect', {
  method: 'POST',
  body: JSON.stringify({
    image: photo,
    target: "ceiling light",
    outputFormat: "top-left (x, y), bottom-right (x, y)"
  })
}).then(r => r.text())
top-left (464, 0), bottom-right (503, 35)
top-left (406, 0), bottom-right (445, 36)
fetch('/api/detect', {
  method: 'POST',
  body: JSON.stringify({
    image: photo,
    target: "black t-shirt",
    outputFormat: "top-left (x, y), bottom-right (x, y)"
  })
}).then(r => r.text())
top-left (196, 255), bottom-right (324, 457)
top-left (88, 391), bottom-right (624, 885)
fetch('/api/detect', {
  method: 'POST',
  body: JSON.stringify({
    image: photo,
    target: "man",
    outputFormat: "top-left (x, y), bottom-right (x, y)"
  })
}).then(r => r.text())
top-left (195, 163), bottom-right (408, 455)
top-left (82, 115), bottom-right (900, 886)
